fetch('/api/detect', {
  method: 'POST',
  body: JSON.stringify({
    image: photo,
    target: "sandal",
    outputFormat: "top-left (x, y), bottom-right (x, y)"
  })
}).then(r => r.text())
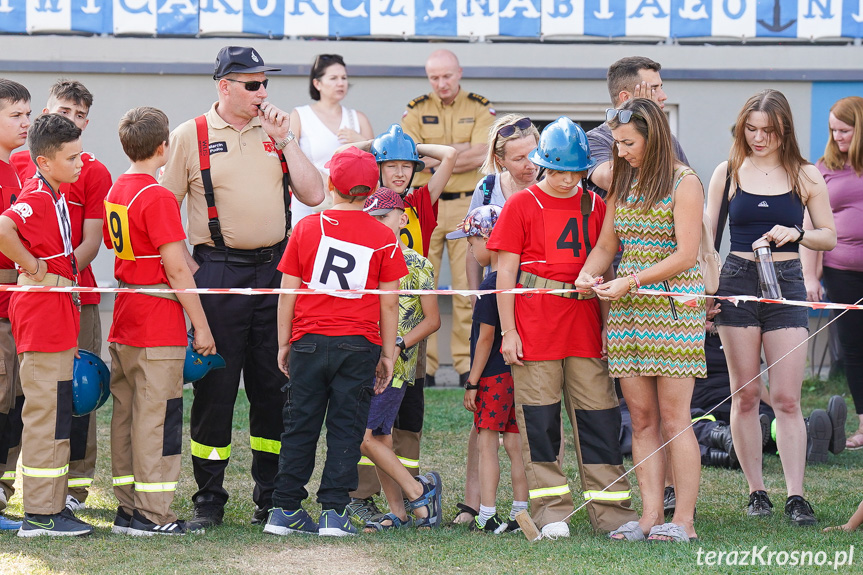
top-left (451, 503), bottom-right (478, 526)
top-left (609, 520), bottom-right (646, 542)
top-left (845, 430), bottom-right (863, 451)
top-left (408, 471), bottom-right (443, 529)
top-left (647, 522), bottom-right (691, 543)
top-left (363, 512), bottom-right (412, 532)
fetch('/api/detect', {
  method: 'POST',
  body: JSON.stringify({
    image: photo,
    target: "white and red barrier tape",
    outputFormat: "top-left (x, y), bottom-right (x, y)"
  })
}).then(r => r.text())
top-left (0, 283), bottom-right (860, 312)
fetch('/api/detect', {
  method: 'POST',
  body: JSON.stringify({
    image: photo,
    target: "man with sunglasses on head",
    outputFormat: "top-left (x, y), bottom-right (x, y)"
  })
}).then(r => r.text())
top-left (160, 46), bottom-right (323, 530)
top-left (586, 56), bottom-right (688, 199)
top-left (401, 49), bottom-right (496, 389)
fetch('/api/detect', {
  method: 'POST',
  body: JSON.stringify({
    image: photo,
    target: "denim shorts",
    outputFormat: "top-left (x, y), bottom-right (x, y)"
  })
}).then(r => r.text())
top-left (713, 253), bottom-right (809, 332)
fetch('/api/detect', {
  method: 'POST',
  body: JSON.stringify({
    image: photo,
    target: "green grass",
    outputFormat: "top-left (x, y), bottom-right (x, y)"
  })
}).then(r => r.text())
top-left (0, 377), bottom-right (861, 574)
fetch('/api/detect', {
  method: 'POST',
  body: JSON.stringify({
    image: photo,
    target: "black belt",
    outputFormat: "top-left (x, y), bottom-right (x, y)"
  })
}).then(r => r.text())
top-left (439, 191), bottom-right (471, 201)
top-left (194, 240), bottom-right (285, 265)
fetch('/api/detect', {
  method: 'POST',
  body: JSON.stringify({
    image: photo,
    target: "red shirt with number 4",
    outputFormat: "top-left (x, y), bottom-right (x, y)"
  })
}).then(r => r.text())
top-left (279, 209), bottom-right (408, 346)
top-left (103, 173), bottom-right (187, 348)
top-left (487, 184), bottom-right (606, 361)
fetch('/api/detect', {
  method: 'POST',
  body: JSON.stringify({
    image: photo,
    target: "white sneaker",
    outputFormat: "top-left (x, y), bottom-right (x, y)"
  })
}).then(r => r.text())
top-left (541, 521), bottom-right (570, 540)
top-left (65, 495), bottom-right (85, 512)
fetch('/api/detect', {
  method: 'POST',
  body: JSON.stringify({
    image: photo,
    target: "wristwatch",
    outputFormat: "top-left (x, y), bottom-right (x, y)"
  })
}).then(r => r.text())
top-left (464, 380), bottom-right (480, 390)
top-left (395, 336), bottom-right (406, 352)
top-left (794, 225), bottom-right (805, 243)
top-left (275, 131), bottom-right (295, 150)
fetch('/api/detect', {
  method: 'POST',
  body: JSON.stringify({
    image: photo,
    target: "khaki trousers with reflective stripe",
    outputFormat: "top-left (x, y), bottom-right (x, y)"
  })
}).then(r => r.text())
top-left (19, 348), bottom-right (76, 515)
top-left (68, 304), bottom-right (101, 502)
top-left (512, 357), bottom-right (637, 532)
top-left (110, 343), bottom-right (184, 525)
top-left (0, 318), bottom-right (22, 504)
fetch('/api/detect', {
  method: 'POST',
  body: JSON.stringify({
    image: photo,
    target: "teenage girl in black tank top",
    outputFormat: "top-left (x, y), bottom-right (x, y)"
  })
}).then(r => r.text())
top-left (706, 90), bottom-right (836, 527)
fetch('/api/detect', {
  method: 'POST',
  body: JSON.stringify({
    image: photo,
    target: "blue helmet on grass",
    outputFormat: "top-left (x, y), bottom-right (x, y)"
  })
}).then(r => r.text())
top-left (72, 350), bottom-right (110, 417)
top-left (184, 333), bottom-right (227, 384)
top-left (371, 124), bottom-right (425, 172)
top-left (528, 116), bottom-right (595, 172)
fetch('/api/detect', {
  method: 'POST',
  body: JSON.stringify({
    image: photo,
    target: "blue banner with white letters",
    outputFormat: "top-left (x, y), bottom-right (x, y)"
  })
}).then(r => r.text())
top-left (1, 0), bottom-right (861, 37)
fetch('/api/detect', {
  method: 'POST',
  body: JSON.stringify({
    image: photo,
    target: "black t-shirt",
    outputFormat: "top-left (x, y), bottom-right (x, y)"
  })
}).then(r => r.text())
top-left (470, 271), bottom-right (508, 378)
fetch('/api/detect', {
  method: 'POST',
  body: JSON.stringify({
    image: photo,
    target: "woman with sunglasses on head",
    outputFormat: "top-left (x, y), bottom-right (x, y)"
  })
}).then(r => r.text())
top-left (801, 96), bottom-right (863, 451)
top-left (576, 98), bottom-right (705, 543)
top-left (705, 90), bottom-right (836, 526)
top-left (288, 54), bottom-right (374, 228)
top-left (453, 114), bottom-right (540, 526)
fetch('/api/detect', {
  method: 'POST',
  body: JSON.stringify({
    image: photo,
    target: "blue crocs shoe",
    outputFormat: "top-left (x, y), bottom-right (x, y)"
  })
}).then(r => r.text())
top-left (408, 471), bottom-right (443, 529)
top-left (0, 514), bottom-right (21, 530)
top-left (263, 508), bottom-right (319, 536)
top-left (318, 509), bottom-right (357, 537)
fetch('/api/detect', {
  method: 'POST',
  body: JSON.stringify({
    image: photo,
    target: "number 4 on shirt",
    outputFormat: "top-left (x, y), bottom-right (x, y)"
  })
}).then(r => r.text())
top-left (543, 209), bottom-right (587, 265)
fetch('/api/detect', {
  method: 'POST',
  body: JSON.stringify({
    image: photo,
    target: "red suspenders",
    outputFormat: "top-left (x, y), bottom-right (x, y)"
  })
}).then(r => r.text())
top-left (194, 115), bottom-right (292, 248)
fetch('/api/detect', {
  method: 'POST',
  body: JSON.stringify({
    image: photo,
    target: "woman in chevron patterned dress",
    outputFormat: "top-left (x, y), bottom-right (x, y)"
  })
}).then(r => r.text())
top-left (576, 98), bottom-right (705, 543)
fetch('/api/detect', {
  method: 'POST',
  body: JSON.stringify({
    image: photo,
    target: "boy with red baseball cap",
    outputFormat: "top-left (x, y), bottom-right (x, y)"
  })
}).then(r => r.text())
top-left (264, 148), bottom-right (410, 537)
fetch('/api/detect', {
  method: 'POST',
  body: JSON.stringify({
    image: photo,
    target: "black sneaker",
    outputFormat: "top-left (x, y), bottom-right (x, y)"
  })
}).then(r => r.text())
top-left (251, 506), bottom-right (269, 525)
top-left (806, 410), bottom-right (831, 464)
top-left (747, 490), bottom-right (773, 517)
top-left (663, 486), bottom-right (676, 518)
top-left (346, 497), bottom-right (383, 524)
top-left (469, 513), bottom-right (508, 534)
top-left (785, 495), bottom-right (816, 526)
top-left (112, 506), bottom-right (133, 535)
top-left (827, 395), bottom-right (847, 455)
top-left (709, 424), bottom-right (738, 467)
top-left (18, 509), bottom-right (93, 537)
top-left (127, 510), bottom-right (202, 536)
top-left (188, 499), bottom-right (224, 529)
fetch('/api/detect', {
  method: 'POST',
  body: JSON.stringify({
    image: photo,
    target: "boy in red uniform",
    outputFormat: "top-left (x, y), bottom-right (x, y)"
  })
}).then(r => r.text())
top-left (104, 106), bottom-right (215, 535)
top-left (0, 79), bottom-right (30, 531)
top-left (340, 126), bottom-right (456, 522)
top-left (0, 113), bottom-right (90, 536)
top-left (12, 79), bottom-right (112, 512)
top-left (265, 148), bottom-right (424, 537)
top-left (488, 117), bottom-right (636, 539)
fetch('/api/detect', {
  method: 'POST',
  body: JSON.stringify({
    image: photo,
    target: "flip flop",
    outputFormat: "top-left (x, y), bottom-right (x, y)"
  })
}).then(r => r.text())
top-left (846, 431), bottom-right (863, 451)
top-left (609, 520), bottom-right (646, 542)
top-left (647, 522), bottom-right (691, 543)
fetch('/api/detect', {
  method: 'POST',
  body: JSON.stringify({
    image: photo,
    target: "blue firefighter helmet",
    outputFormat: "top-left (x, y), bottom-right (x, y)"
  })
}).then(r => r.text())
top-left (528, 116), bottom-right (596, 172)
top-left (73, 350), bottom-right (110, 417)
top-left (371, 124), bottom-right (425, 172)
top-left (184, 333), bottom-right (226, 384)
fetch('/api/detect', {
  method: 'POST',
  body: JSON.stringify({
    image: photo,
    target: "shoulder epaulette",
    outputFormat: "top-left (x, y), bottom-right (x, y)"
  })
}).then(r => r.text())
top-left (407, 95), bottom-right (430, 109)
top-left (467, 93), bottom-right (490, 106)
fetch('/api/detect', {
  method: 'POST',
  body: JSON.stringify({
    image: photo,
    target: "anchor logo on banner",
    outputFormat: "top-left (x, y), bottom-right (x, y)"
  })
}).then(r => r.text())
top-left (757, 0), bottom-right (795, 33)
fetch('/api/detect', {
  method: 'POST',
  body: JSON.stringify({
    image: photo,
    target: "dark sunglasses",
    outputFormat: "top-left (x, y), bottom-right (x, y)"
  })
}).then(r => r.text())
top-left (606, 108), bottom-right (643, 124)
top-left (497, 117), bottom-right (532, 138)
top-left (225, 78), bottom-right (268, 91)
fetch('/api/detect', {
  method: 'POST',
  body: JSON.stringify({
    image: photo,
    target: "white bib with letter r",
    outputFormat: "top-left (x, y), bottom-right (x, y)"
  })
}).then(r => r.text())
top-left (308, 235), bottom-right (373, 300)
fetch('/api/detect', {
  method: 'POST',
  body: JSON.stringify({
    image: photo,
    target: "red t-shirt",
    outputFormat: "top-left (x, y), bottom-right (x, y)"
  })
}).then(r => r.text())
top-left (487, 185), bottom-right (607, 361)
top-left (13, 151), bottom-right (112, 306)
top-left (400, 184), bottom-right (438, 258)
top-left (279, 209), bottom-right (408, 345)
top-left (4, 178), bottom-right (79, 353)
top-left (0, 160), bottom-right (23, 318)
top-left (103, 174), bottom-right (187, 348)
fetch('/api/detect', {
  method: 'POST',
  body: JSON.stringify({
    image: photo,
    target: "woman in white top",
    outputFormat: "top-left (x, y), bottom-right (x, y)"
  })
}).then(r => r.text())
top-left (289, 54), bottom-right (374, 228)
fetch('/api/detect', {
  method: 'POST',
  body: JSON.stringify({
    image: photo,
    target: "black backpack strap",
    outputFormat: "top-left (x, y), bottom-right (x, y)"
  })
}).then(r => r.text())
top-left (481, 174), bottom-right (496, 206)
top-left (581, 189), bottom-right (593, 256)
top-left (714, 164), bottom-right (732, 252)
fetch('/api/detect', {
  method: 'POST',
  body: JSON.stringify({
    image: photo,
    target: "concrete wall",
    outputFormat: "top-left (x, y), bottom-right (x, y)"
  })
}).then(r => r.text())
top-left (2, 36), bottom-right (861, 285)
